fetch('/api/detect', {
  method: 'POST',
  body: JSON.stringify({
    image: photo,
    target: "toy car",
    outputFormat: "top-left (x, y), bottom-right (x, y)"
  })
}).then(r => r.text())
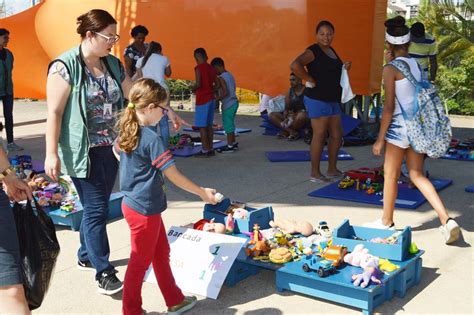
top-left (302, 255), bottom-right (336, 277)
top-left (344, 167), bottom-right (382, 182)
top-left (338, 177), bottom-right (355, 189)
top-left (315, 221), bottom-right (332, 239)
top-left (320, 245), bottom-right (348, 268)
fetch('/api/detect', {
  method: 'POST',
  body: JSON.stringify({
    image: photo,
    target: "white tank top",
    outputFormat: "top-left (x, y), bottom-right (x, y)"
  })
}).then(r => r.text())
top-left (393, 57), bottom-right (421, 116)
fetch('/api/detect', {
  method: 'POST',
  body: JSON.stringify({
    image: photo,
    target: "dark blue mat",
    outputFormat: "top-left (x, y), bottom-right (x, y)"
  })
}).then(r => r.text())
top-left (440, 150), bottom-right (474, 162)
top-left (465, 185), bottom-right (474, 193)
top-left (265, 150), bottom-right (353, 162)
top-left (308, 178), bottom-right (453, 209)
top-left (183, 127), bottom-right (252, 135)
top-left (171, 141), bottom-right (227, 157)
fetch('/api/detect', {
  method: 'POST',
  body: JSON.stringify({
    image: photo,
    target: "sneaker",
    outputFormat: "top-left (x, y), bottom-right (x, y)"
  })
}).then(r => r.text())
top-left (167, 296), bottom-right (197, 314)
top-left (194, 151), bottom-right (209, 158)
top-left (77, 259), bottom-right (94, 271)
top-left (97, 270), bottom-right (123, 295)
top-left (439, 218), bottom-right (461, 244)
top-left (364, 219), bottom-right (396, 230)
top-left (7, 142), bottom-right (23, 151)
top-left (216, 145), bottom-right (234, 153)
top-left (232, 142), bottom-right (239, 150)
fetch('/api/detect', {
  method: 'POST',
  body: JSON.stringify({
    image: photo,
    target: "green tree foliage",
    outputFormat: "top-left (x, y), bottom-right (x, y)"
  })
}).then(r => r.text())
top-left (166, 79), bottom-right (193, 101)
top-left (417, 0), bottom-right (473, 115)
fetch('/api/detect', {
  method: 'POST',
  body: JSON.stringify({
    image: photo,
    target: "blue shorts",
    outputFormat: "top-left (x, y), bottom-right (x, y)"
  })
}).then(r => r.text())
top-left (194, 100), bottom-right (215, 127)
top-left (0, 191), bottom-right (22, 287)
top-left (304, 96), bottom-right (341, 118)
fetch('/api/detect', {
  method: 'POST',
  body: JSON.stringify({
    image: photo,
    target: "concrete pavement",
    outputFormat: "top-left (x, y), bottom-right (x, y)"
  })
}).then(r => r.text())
top-left (6, 101), bottom-right (473, 314)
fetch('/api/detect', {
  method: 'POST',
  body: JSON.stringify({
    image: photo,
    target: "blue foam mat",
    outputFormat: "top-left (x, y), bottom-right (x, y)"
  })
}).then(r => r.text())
top-left (171, 141), bottom-right (227, 157)
top-left (440, 151), bottom-right (474, 162)
top-left (308, 178), bottom-right (453, 209)
top-left (465, 185), bottom-right (474, 193)
top-left (266, 150), bottom-right (353, 162)
top-left (183, 127), bottom-right (252, 135)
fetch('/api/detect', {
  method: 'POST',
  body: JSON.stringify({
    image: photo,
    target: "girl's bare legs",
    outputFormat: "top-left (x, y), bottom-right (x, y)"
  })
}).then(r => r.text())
top-left (310, 117), bottom-right (329, 179)
top-left (326, 114), bottom-right (343, 176)
top-left (406, 148), bottom-right (450, 225)
top-left (382, 142), bottom-right (406, 226)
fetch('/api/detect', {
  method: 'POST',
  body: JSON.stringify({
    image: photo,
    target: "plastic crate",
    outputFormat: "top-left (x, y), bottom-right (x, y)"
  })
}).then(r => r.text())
top-left (332, 219), bottom-right (411, 261)
top-left (46, 192), bottom-right (124, 231)
top-left (225, 260), bottom-right (259, 287)
top-left (203, 198), bottom-right (274, 234)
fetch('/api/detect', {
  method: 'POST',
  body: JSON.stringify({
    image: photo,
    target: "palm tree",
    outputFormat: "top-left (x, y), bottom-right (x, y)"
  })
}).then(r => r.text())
top-left (417, 0), bottom-right (473, 63)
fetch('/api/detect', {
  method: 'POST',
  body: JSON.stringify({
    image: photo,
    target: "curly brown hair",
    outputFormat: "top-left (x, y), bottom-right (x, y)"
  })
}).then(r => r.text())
top-left (117, 78), bottom-right (168, 153)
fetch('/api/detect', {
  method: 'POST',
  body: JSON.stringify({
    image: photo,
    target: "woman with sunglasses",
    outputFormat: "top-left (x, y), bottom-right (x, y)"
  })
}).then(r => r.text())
top-left (45, 9), bottom-right (133, 296)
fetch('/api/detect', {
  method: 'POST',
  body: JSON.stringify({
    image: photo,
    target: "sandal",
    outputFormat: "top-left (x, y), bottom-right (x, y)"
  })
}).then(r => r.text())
top-left (309, 176), bottom-right (330, 184)
top-left (326, 172), bottom-right (344, 180)
top-left (287, 134), bottom-right (300, 141)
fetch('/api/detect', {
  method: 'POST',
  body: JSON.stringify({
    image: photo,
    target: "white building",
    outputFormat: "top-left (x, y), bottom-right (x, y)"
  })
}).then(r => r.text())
top-left (388, 0), bottom-right (420, 19)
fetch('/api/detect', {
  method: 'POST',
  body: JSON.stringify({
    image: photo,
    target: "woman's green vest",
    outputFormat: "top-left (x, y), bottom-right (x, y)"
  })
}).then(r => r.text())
top-left (52, 45), bottom-right (124, 178)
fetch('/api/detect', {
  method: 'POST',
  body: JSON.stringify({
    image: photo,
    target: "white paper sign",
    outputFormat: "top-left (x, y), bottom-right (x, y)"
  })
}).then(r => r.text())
top-left (144, 226), bottom-right (246, 299)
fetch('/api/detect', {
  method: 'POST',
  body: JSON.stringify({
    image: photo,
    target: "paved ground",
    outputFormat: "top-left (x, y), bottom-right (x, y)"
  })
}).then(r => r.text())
top-left (6, 101), bottom-right (473, 315)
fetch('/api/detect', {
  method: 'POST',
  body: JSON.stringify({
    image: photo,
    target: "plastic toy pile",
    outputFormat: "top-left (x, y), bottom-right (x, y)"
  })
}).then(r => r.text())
top-left (28, 175), bottom-right (79, 212)
top-left (443, 138), bottom-right (474, 160)
top-left (168, 133), bottom-right (205, 150)
top-left (9, 155), bottom-right (33, 179)
top-left (338, 167), bottom-right (384, 195)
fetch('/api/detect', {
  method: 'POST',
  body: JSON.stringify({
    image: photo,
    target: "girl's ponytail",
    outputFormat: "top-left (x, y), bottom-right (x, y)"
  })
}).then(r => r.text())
top-left (117, 103), bottom-right (140, 153)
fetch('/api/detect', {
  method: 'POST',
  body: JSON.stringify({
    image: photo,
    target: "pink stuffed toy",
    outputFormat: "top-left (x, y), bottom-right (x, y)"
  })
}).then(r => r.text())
top-left (344, 244), bottom-right (372, 267)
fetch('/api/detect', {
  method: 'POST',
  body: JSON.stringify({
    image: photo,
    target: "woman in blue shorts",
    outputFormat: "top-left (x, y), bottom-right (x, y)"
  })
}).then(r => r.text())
top-left (0, 147), bottom-right (32, 314)
top-left (291, 20), bottom-right (351, 183)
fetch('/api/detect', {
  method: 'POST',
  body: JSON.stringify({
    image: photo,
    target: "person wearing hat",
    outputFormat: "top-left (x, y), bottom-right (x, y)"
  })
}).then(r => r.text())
top-left (409, 22), bottom-right (438, 81)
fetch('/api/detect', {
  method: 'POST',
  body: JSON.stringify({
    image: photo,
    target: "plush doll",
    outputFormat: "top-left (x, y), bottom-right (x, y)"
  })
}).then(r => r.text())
top-left (232, 208), bottom-right (248, 220)
top-left (269, 219), bottom-right (314, 237)
top-left (352, 256), bottom-right (382, 288)
top-left (193, 219), bottom-right (226, 234)
top-left (344, 244), bottom-right (372, 267)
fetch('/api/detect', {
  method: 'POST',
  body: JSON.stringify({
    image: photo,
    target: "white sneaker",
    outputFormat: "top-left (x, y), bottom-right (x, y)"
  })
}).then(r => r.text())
top-left (439, 219), bottom-right (461, 244)
top-left (364, 219), bottom-right (396, 230)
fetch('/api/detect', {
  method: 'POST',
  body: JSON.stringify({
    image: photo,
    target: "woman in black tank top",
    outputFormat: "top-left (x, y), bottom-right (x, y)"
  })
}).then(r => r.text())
top-left (290, 20), bottom-right (352, 182)
top-left (268, 73), bottom-right (309, 140)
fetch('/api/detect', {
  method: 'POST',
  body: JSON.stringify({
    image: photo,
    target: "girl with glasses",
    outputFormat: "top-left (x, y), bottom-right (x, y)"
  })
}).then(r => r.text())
top-left (115, 78), bottom-right (220, 315)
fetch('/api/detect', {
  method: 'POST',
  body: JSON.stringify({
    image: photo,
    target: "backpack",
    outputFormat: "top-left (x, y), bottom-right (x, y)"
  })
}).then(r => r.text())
top-left (387, 59), bottom-right (452, 158)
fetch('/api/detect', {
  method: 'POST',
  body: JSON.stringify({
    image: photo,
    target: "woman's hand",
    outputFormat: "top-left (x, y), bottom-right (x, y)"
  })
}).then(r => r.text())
top-left (344, 61), bottom-right (352, 71)
top-left (199, 187), bottom-right (218, 204)
top-left (169, 112), bottom-right (192, 131)
top-left (3, 174), bottom-right (32, 202)
top-left (45, 153), bottom-right (61, 182)
top-left (372, 139), bottom-right (385, 156)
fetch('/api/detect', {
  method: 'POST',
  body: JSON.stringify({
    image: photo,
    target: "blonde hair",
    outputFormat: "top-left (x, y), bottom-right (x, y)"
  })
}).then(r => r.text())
top-left (117, 78), bottom-right (168, 153)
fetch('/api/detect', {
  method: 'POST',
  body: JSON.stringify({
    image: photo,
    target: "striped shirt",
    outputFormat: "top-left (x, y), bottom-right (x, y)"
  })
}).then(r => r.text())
top-left (409, 33), bottom-right (437, 70)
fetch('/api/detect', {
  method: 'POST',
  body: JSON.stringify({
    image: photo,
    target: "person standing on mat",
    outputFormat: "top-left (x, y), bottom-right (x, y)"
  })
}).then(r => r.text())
top-left (211, 57), bottom-right (239, 153)
top-left (45, 9), bottom-right (134, 295)
top-left (191, 48), bottom-right (219, 158)
top-left (291, 20), bottom-right (351, 183)
top-left (366, 16), bottom-right (461, 245)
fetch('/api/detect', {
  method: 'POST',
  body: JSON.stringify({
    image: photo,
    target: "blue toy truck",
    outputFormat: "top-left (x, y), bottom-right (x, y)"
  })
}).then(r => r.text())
top-left (302, 255), bottom-right (336, 277)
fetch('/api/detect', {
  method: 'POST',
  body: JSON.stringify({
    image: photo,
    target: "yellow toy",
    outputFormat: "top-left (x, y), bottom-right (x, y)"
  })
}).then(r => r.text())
top-left (269, 248), bottom-right (292, 264)
top-left (379, 259), bottom-right (400, 273)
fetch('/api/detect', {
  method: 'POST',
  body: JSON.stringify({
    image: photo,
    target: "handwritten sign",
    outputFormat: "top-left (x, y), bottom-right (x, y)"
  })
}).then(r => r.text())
top-left (144, 226), bottom-right (246, 299)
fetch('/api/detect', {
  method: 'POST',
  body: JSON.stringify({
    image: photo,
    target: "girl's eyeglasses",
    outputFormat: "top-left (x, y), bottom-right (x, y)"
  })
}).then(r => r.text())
top-left (157, 105), bottom-right (168, 116)
top-left (94, 32), bottom-right (120, 44)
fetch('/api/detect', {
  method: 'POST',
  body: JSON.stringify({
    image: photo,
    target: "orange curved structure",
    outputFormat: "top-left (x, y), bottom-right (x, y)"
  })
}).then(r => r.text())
top-left (1, 0), bottom-right (387, 99)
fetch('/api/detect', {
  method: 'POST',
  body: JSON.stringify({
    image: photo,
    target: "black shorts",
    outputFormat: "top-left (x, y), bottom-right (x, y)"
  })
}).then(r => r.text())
top-left (0, 190), bottom-right (22, 287)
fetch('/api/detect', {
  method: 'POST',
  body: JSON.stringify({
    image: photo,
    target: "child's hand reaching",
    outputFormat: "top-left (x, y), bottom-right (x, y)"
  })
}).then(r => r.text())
top-left (200, 188), bottom-right (220, 204)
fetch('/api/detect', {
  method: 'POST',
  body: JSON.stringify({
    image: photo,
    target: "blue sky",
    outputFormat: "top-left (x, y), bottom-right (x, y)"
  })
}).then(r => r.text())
top-left (4, 0), bottom-right (33, 16)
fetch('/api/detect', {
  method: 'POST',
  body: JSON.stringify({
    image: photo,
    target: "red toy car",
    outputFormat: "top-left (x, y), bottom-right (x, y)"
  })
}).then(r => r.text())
top-left (344, 167), bottom-right (382, 182)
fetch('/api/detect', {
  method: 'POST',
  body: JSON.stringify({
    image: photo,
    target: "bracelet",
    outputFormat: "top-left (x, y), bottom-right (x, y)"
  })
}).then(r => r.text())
top-left (0, 165), bottom-right (15, 181)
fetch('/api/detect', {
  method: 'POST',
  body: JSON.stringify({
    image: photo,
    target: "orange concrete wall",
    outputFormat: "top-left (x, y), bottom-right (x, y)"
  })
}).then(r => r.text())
top-left (1, 0), bottom-right (387, 99)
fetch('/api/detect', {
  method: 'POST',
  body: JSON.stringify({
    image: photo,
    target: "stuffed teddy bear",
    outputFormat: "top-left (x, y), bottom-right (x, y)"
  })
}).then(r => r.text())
top-left (352, 256), bottom-right (382, 288)
top-left (344, 244), bottom-right (372, 267)
top-left (269, 219), bottom-right (314, 237)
